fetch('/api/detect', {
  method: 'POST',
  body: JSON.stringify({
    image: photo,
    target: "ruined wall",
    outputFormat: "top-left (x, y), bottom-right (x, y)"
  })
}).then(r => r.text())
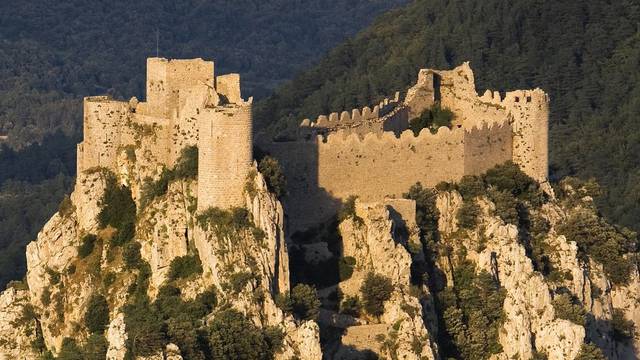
top-left (267, 128), bottom-right (467, 230)
top-left (80, 96), bottom-right (131, 170)
top-left (197, 104), bottom-right (253, 211)
top-left (145, 58), bottom-right (214, 119)
top-left (503, 89), bottom-right (549, 182)
top-left (463, 119), bottom-right (513, 176)
top-left (216, 73), bottom-right (242, 104)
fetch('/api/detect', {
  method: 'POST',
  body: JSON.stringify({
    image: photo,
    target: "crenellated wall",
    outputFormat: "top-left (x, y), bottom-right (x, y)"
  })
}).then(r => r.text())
top-left (265, 122), bottom-right (512, 231)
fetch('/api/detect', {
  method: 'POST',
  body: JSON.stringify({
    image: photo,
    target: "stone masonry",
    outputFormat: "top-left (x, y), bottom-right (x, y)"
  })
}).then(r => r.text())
top-left (76, 58), bottom-right (548, 231)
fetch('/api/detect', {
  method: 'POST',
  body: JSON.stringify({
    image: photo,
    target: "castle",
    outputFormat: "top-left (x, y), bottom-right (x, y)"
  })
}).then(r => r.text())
top-left (76, 58), bottom-right (548, 232)
top-left (77, 58), bottom-right (253, 211)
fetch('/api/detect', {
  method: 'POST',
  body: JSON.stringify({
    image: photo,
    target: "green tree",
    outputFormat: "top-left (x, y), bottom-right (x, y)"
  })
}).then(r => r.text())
top-left (360, 272), bottom-right (393, 317)
top-left (84, 294), bottom-right (110, 334)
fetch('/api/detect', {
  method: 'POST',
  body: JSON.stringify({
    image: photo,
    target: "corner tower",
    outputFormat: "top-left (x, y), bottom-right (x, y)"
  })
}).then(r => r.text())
top-left (504, 89), bottom-right (549, 182)
top-left (196, 77), bottom-right (253, 211)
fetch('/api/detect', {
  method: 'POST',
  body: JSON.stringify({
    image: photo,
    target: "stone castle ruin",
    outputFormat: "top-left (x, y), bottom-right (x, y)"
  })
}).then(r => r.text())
top-left (77, 58), bottom-right (253, 211)
top-left (76, 58), bottom-right (548, 232)
top-left (261, 62), bottom-right (549, 230)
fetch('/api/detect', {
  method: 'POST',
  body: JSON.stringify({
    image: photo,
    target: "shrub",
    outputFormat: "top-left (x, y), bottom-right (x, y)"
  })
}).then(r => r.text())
top-left (360, 272), bottom-right (393, 317)
top-left (338, 195), bottom-right (362, 223)
top-left (277, 284), bottom-right (321, 321)
top-left (57, 338), bottom-right (83, 360)
top-left (457, 200), bottom-right (481, 230)
top-left (552, 293), bottom-right (586, 326)
top-left (46, 268), bottom-right (61, 285)
top-left (612, 308), bottom-right (634, 341)
top-left (290, 284), bottom-right (321, 320)
top-left (483, 161), bottom-right (542, 205)
top-left (102, 272), bottom-right (116, 288)
top-left (98, 174), bottom-right (136, 231)
top-left (409, 104), bottom-right (454, 135)
top-left (112, 221), bottom-right (135, 246)
top-left (557, 209), bottom-right (635, 284)
top-left (258, 156), bottom-right (287, 198)
top-left (226, 271), bottom-right (254, 293)
top-left (403, 183), bottom-right (440, 243)
top-left (168, 254), bottom-right (203, 281)
top-left (197, 207), bottom-right (252, 237)
top-left (208, 309), bottom-right (280, 360)
top-left (339, 256), bottom-right (356, 281)
top-left (58, 195), bottom-right (75, 218)
top-left (139, 146), bottom-right (198, 209)
top-left (488, 189), bottom-right (519, 225)
top-left (575, 344), bottom-right (606, 360)
top-left (41, 288), bottom-right (51, 306)
top-left (123, 242), bottom-right (142, 269)
top-left (85, 294), bottom-right (110, 333)
top-left (457, 175), bottom-right (484, 200)
top-left (173, 146), bottom-right (198, 179)
top-left (78, 234), bottom-right (98, 259)
top-left (83, 333), bottom-right (108, 360)
top-left (340, 295), bottom-right (361, 317)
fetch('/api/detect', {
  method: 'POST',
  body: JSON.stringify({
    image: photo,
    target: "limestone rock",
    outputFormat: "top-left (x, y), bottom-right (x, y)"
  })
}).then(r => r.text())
top-left (0, 287), bottom-right (39, 359)
top-left (107, 313), bottom-right (128, 360)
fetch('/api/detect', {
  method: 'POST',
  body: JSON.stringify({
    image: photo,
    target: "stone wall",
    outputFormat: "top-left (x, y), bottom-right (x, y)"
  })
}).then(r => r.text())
top-left (80, 96), bottom-right (130, 170)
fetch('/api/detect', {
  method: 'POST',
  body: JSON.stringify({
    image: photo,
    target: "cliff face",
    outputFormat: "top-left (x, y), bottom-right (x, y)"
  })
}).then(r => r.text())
top-left (0, 152), bottom-right (638, 360)
top-left (0, 158), bottom-right (322, 359)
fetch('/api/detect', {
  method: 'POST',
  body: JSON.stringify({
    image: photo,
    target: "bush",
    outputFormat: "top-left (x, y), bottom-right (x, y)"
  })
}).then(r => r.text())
top-left (58, 195), bottom-right (75, 218)
top-left (457, 175), bottom-right (484, 200)
top-left (338, 195), bottom-right (362, 223)
top-left (277, 284), bottom-right (321, 321)
top-left (83, 333), bottom-right (108, 360)
top-left (123, 242), bottom-right (142, 269)
top-left (612, 308), bottom-right (634, 341)
top-left (403, 183), bottom-right (440, 243)
top-left (557, 209), bottom-right (635, 284)
top-left (112, 221), bottom-right (135, 246)
top-left (226, 271), bottom-right (254, 293)
top-left (339, 256), bottom-right (356, 281)
top-left (575, 344), bottom-right (606, 360)
top-left (196, 207), bottom-right (252, 238)
top-left (457, 200), bottom-right (481, 230)
top-left (139, 146), bottom-right (198, 209)
top-left (552, 293), bottom-right (586, 326)
top-left (98, 174), bottom-right (136, 231)
top-left (258, 156), bottom-right (287, 198)
top-left (57, 338), bottom-right (83, 360)
top-left (488, 190), bottom-right (519, 225)
top-left (168, 254), bottom-right (203, 281)
top-left (208, 309), bottom-right (281, 360)
top-left (85, 294), bottom-right (110, 333)
top-left (483, 161), bottom-right (542, 205)
top-left (409, 104), bottom-right (454, 135)
top-left (78, 234), bottom-right (98, 259)
top-left (340, 295), bottom-right (361, 317)
top-left (360, 272), bottom-right (393, 317)
top-left (173, 146), bottom-right (198, 179)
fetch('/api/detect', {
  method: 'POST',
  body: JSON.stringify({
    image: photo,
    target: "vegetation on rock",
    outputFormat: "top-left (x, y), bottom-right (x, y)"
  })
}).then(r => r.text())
top-left (360, 272), bottom-right (393, 317)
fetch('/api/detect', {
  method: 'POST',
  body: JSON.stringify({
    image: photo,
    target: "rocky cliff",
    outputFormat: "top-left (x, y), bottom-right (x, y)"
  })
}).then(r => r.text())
top-left (0, 157), bottom-right (638, 359)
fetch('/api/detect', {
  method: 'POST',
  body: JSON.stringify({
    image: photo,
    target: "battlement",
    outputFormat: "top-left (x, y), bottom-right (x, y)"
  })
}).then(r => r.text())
top-left (263, 62), bottom-right (548, 230)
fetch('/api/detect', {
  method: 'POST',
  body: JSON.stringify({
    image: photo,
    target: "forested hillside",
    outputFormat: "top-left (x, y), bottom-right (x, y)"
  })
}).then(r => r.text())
top-left (0, 0), bottom-right (408, 287)
top-left (256, 0), bottom-right (640, 233)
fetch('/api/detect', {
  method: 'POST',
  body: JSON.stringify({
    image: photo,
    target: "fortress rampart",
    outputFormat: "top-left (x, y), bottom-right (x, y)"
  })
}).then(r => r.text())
top-left (262, 62), bottom-right (548, 231)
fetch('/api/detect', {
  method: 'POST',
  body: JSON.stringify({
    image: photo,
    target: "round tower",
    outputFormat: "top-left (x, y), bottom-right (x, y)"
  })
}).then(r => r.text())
top-left (197, 103), bottom-right (253, 211)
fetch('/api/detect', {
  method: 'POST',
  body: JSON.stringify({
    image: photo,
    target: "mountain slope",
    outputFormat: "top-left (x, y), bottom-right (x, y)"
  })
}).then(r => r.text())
top-left (256, 0), bottom-right (640, 232)
top-left (0, 0), bottom-right (409, 288)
